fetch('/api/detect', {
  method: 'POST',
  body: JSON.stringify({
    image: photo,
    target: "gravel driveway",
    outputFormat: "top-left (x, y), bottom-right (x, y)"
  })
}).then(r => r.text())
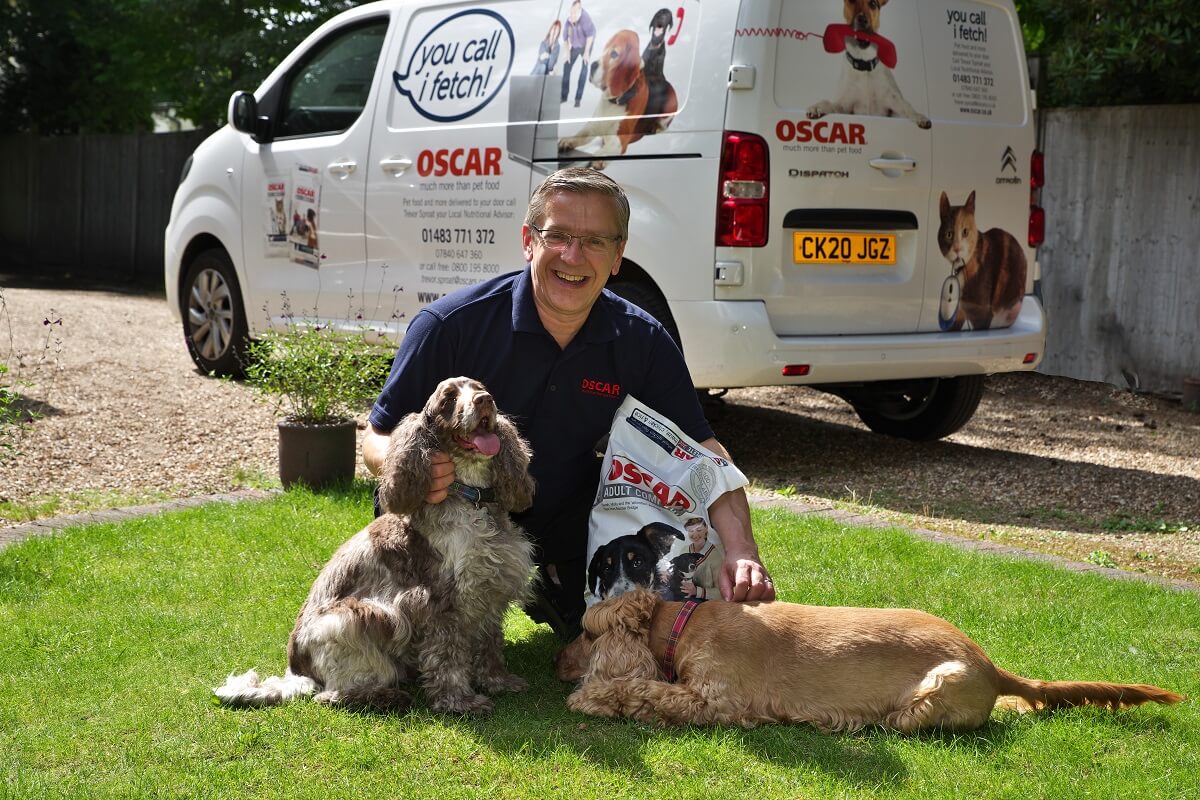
top-left (2, 284), bottom-right (1198, 581)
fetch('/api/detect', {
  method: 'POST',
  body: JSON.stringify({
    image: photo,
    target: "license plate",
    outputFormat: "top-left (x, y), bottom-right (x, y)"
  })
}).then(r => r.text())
top-left (793, 232), bottom-right (896, 265)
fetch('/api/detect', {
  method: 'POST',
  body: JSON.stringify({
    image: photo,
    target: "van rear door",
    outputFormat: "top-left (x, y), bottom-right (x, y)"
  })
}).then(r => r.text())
top-left (917, 0), bottom-right (1034, 333)
top-left (363, 0), bottom-right (565, 338)
top-left (730, 0), bottom-right (934, 336)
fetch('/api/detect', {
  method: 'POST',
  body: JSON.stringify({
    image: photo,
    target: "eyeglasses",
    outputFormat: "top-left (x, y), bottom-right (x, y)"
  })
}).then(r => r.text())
top-left (531, 226), bottom-right (623, 254)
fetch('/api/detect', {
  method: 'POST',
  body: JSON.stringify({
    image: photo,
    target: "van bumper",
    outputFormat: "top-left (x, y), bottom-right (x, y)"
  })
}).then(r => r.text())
top-left (674, 296), bottom-right (1047, 389)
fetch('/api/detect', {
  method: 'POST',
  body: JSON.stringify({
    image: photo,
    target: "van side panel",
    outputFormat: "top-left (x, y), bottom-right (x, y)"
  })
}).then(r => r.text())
top-left (362, 0), bottom-right (567, 338)
top-left (532, 0), bottom-right (736, 306)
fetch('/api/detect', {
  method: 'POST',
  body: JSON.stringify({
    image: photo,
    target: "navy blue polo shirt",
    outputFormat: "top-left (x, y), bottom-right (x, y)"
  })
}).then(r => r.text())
top-left (368, 267), bottom-right (713, 561)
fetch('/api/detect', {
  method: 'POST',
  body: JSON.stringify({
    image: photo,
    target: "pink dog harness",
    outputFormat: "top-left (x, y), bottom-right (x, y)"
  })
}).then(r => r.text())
top-left (661, 599), bottom-right (704, 682)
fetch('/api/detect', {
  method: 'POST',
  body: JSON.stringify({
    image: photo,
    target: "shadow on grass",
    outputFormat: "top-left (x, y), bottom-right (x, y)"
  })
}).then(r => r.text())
top-left (708, 398), bottom-right (1200, 534)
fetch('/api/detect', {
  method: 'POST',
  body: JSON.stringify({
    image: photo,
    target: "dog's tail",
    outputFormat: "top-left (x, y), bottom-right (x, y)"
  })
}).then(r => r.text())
top-left (213, 669), bottom-right (318, 707)
top-left (994, 668), bottom-right (1183, 712)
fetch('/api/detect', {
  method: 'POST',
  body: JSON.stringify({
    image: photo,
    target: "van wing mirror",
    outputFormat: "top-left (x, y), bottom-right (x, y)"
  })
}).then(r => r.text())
top-left (227, 91), bottom-right (272, 143)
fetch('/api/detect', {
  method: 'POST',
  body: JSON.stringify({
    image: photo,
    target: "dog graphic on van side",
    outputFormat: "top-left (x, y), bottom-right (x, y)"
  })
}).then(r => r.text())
top-left (806, 0), bottom-right (932, 129)
top-left (558, 20), bottom-right (679, 168)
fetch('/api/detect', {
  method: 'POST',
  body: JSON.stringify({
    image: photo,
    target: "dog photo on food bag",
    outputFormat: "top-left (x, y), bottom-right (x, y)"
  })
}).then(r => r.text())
top-left (588, 521), bottom-right (683, 601)
top-left (555, 589), bottom-right (1183, 731)
top-left (215, 377), bottom-right (536, 715)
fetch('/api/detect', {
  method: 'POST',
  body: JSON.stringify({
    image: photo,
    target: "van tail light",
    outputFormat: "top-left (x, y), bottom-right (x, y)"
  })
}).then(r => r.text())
top-left (716, 131), bottom-right (769, 247)
top-left (1028, 205), bottom-right (1045, 248)
top-left (1028, 149), bottom-right (1044, 247)
top-left (1030, 149), bottom-right (1044, 189)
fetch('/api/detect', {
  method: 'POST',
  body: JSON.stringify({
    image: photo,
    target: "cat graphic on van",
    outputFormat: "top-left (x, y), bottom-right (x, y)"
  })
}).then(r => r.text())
top-left (937, 190), bottom-right (1027, 331)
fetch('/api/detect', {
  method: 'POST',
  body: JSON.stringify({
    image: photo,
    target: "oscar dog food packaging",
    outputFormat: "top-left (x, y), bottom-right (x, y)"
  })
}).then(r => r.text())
top-left (586, 395), bottom-right (747, 607)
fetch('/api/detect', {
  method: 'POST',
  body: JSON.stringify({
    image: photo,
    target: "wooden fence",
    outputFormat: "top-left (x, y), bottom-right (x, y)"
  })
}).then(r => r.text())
top-left (0, 130), bottom-right (209, 287)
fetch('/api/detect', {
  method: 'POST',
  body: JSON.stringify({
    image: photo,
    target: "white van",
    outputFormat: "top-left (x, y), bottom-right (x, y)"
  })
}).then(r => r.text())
top-left (165, 0), bottom-right (1046, 440)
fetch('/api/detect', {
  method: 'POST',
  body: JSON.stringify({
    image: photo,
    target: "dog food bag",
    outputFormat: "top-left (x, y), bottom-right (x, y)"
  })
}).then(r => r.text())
top-left (586, 395), bottom-right (747, 606)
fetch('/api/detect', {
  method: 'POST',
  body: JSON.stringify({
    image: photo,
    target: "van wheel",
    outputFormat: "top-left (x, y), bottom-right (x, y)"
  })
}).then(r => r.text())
top-left (849, 375), bottom-right (985, 441)
top-left (608, 280), bottom-right (681, 349)
top-left (181, 249), bottom-right (249, 377)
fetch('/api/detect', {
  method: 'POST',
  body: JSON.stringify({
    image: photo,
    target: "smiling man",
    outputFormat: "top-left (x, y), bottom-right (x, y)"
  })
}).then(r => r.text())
top-left (363, 168), bottom-right (773, 639)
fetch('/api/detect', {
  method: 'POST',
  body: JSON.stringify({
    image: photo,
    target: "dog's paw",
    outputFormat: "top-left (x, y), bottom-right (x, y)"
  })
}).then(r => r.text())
top-left (567, 686), bottom-right (620, 718)
top-left (558, 137), bottom-right (583, 151)
top-left (916, 115), bottom-right (932, 129)
top-left (587, 159), bottom-right (608, 171)
top-left (431, 691), bottom-right (495, 716)
top-left (805, 106), bottom-right (827, 120)
top-left (479, 672), bottom-right (528, 695)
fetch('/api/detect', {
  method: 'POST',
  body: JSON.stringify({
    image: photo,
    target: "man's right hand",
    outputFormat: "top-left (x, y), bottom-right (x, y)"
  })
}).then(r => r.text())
top-left (427, 451), bottom-right (455, 504)
top-left (364, 426), bottom-right (454, 504)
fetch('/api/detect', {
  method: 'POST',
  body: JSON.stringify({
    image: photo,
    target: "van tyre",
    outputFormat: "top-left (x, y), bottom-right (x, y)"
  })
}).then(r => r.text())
top-left (608, 280), bottom-right (681, 349)
top-left (850, 375), bottom-right (985, 441)
top-left (181, 249), bottom-right (249, 377)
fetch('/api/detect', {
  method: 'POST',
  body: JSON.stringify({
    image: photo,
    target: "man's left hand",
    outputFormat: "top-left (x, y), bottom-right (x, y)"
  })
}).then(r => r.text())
top-left (719, 549), bottom-right (776, 603)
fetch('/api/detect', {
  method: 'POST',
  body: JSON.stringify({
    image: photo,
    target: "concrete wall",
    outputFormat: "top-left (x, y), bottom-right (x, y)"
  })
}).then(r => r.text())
top-left (1037, 105), bottom-right (1200, 394)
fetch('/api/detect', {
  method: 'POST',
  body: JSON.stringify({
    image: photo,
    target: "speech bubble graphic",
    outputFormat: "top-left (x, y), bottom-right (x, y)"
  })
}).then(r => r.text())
top-left (393, 9), bottom-right (515, 123)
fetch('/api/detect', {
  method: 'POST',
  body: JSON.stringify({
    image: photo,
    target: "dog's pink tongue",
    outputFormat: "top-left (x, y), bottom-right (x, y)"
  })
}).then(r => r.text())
top-left (472, 430), bottom-right (501, 456)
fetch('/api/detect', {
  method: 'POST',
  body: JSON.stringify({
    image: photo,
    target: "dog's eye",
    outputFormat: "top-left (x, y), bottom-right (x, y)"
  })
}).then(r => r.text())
top-left (610, 49), bottom-right (619, 60)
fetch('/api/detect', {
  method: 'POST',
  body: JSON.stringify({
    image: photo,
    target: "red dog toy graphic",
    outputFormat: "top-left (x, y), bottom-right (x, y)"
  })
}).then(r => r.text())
top-left (822, 23), bottom-right (897, 68)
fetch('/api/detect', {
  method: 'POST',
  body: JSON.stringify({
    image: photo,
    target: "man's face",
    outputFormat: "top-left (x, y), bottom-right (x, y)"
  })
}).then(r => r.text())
top-left (569, 2), bottom-right (581, 23)
top-left (522, 191), bottom-right (624, 334)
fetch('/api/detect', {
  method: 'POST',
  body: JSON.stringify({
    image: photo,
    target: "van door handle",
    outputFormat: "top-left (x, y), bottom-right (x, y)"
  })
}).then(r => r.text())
top-left (869, 157), bottom-right (917, 173)
top-left (327, 159), bottom-right (357, 178)
top-left (380, 157), bottom-right (413, 176)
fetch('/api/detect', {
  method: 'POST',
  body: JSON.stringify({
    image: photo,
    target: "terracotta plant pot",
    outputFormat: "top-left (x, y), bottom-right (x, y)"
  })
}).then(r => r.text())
top-left (277, 418), bottom-right (357, 489)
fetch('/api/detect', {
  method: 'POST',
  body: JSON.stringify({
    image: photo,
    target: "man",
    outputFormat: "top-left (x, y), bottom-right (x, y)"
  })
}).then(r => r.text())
top-left (559, 0), bottom-right (595, 108)
top-left (363, 168), bottom-right (774, 639)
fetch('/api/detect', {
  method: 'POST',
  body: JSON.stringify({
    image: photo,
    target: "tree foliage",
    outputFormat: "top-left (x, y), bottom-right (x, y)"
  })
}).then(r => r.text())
top-left (0, 0), bottom-right (357, 135)
top-left (4, 0), bottom-right (1198, 132)
top-left (1017, 0), bottom-right (1200, 107)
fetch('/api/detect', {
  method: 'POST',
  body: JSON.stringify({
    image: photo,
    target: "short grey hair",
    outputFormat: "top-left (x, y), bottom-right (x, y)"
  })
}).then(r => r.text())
top-left (524, 167), bottom-right (630, 240)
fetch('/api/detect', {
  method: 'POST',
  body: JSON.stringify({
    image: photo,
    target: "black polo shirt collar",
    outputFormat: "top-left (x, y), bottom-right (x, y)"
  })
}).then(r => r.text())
top-left (511, 267), bottom-right (621, 347)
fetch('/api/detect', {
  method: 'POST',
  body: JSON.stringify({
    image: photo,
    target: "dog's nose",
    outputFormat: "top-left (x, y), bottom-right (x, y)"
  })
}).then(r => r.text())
top-left (854, 13), bottom-right (869, 30)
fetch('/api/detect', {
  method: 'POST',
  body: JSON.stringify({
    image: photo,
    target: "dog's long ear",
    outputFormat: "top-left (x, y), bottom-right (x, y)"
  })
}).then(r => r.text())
top-left (608, 35), bottom-right (640, 98)
top-left (490, 414), bottom-right (535, 512)
top-left (587, 547), bottom-right (605, 598)
top-left (638, 522), bottom-right (684, 558)
top-left (583, 587), bottom-right (659, 638)
top-left (377, 411), bottom-right (437, 516)
top-left (582, 589), bottom-right (660, 682)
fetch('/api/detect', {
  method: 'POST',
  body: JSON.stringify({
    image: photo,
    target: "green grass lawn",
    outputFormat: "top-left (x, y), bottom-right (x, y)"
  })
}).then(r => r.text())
top-left (1, 484), bottom-right (1197, 800)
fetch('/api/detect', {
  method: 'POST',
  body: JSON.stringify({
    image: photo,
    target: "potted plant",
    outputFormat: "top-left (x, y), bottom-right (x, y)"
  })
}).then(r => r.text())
top-left (245, 325), bottom-right (390, 489)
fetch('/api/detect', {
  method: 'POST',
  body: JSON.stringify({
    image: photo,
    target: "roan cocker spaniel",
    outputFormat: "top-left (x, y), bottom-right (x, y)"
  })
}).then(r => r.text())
top-left (215, 377), bottom-right (536, 714)
top-left (555, 589), bottom-right (1183, 731)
